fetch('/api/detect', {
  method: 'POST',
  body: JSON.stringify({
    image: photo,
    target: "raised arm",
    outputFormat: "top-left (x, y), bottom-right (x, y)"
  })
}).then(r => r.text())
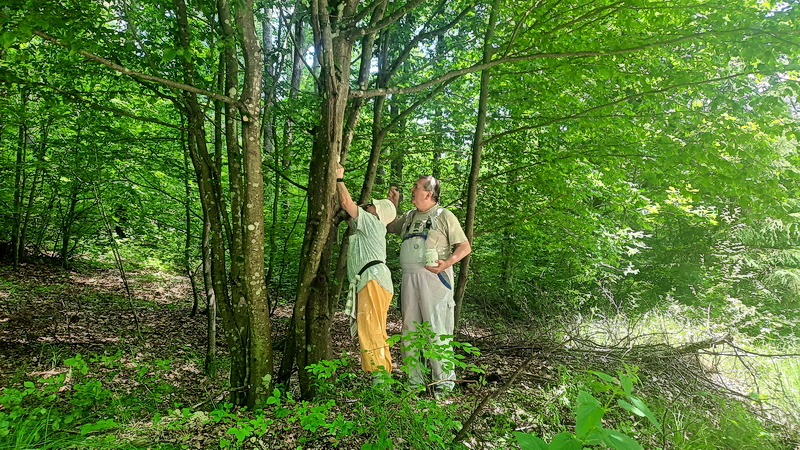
top-left (336, 164), bottom-right (359, 219)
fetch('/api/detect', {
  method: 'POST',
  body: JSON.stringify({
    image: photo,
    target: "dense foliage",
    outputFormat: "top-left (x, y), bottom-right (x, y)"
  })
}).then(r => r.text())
top-left (2, 0), bottom-right (800, 413)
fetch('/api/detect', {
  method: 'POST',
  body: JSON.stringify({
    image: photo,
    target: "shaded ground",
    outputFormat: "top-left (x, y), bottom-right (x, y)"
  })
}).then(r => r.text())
top-left (1, 261), bottom-right (797, 449)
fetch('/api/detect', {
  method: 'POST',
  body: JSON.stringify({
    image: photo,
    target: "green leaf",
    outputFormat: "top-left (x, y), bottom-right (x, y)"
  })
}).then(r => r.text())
top-left (80, 419), bottom-right (118, 435)
top-left (625, 396), bottom-right (662, 431)
top-left (601, 429), bottom-right (644, 450)
top-left (514, 432), bottom-right (549, 450)
top-left (576, 391), bottom-right (604, 439)
top-left (588, 370), bottom-right (618, 385)
top-left (549, 432), bottom-right (583, 449)
top-left (619, 374), bottom-right (634, 397)
top-left (162, 48), bottom-right (177, 63)
top-left (2, 31), bottom-right (18, 49)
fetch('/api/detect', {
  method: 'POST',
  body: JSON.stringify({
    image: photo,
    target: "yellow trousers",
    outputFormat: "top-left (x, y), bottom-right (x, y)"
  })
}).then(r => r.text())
top-left (357, 280), bottom-right (393, 373)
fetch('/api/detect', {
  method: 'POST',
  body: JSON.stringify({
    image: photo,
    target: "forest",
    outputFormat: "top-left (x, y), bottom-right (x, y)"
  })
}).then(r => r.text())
top-left (1, 0), bottom-right (800, 448)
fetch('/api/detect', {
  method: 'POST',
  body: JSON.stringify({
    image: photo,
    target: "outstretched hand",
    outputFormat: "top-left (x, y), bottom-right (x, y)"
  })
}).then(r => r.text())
top-left (388, 186), bottom-right (400, 206)
top-left (336, 164), bottom-right (345, 179)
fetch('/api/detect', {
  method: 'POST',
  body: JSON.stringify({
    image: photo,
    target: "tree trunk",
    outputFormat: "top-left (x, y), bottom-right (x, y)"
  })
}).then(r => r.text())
top-left (175, 0), bottom-right (247, 403)
top-left (11, 89), bottom-right (27, 266)
top-left (184, 129), bottom-right (200, 318)
top-left (202, 205), bottom-right (217, 375)
top-left (59, 180), bottom-right (79, 269)
top-left (292, 0), bottom-right (360, 398)
top-left (331, 4), bottom-right (388, 306)
top-left (269, 11), bottom-right (305, 294)
top-left (19, 123), bottom-right (48, 260)
top-left (453, 0), bottom-right (499, 331)
top-left (232, 0), bottom-right (273, 407)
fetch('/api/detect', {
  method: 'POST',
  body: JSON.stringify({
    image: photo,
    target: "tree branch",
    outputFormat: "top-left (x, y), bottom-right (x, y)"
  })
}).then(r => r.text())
top-left (484, 71), bottom-right (762, 145)
top-left (22, 81), bottom-right (182, 130)
top-left (346, 0), bottom-right (428, 40)
top-left (32, 30), bottom-right (237, 106)
top-left (350, 27), bottom-right (795, 99)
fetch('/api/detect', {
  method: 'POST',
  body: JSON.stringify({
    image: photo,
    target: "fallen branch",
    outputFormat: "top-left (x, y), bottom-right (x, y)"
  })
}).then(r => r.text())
top-left (190, 386), bottom-right (249, 410)
top-left (453, 345), bottom-right (559, 444)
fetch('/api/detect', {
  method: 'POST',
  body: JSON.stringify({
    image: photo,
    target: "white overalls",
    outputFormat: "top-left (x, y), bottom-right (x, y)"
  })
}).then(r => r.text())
top-left (399, 208), bottom-right (456, 389)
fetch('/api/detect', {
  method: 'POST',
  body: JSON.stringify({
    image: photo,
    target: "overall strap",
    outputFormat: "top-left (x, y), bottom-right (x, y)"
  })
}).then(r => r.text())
top-left (400, 207), bottom-right (444, 241)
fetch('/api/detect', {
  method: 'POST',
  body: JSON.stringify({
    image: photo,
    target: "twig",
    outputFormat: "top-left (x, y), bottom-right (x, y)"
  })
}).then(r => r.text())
top-left (453, 345), bottom-right (557, 444)
top-left (89, 182), bottom-right (142, 341)
top-left (190, 386), bottom-right (249, 409)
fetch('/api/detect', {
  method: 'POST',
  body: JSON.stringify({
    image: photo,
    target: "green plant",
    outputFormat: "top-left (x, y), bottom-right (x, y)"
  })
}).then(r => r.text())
top-left (515, 369), bottom-right (660, 450)
top-left (389, 321), bottom-right (484, 392)
top-left (0, 369), bottom-right (120, 449)
top-left (660, 391), bottom-right (785, 450)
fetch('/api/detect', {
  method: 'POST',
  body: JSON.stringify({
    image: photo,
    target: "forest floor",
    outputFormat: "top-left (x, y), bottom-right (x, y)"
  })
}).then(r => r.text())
top-left (1, 260), bottom-right (798, 449)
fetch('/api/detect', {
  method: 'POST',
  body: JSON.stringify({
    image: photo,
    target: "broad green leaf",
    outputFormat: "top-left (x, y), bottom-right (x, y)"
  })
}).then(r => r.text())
top-left (514, 431), bottom-right (549, 450)
top-left (618, 397), bottom-right (662, 431)
top-left (629, 396), bottom-right (661, 430)
top-left (549, 432), bottom-right (583, 450)
top-left (601, 429), bottom-right (644, 450)
top-left (162, 48), bottom-right (177, 63)
top-left (619, 374), bottom-right (634, 397)
top-left (589, 370), bottom-right (618, 385)
top-left (576, 391), bottom-right (604, 439)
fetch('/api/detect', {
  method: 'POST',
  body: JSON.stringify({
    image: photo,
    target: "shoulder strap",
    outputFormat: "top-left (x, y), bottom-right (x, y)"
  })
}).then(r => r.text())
top-left (428, 207), bottom-right (443, 230)
top-left (401, 207), bottom-right (444, 241)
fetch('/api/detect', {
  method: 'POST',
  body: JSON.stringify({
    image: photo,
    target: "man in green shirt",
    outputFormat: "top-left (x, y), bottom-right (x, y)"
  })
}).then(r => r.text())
top-left (336, 164), bottom-right (399, 378)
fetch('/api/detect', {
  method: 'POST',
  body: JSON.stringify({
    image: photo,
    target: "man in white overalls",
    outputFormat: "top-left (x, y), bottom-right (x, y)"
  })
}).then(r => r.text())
top-left (388, 176), bottom-right (472, 394)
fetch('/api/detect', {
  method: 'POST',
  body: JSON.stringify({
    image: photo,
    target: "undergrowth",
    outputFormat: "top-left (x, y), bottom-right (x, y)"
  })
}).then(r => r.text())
top-left (2, 346), bottom-right (793, 449)
top-left (2, 267), bottom-right (797, 449)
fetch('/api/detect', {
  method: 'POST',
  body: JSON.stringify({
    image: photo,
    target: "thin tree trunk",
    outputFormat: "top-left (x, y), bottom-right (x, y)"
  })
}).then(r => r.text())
top-left (202, 205), bottom-right (217, 374)
top-left (34, 188), bottom-right (58, 255)
top-left (175, 0), bottom-right (246, 401)
top-left (453, 0), bottom-right (499, 331)
top-left (19, 123), bottom-right (48, 259)
top-left (262, 1), bottom-right (277, 304)
top-left (292, 0), bottom-right (360, 398)
top-left (218, 1), bottom-right (247, 364)
top-left (60, 182), bottom-right (79, 269)
top-left (11, 89), bottom-right (27, 266)
top-left (331, 3), bottom-right (388, 306)
top-left (92, 183), bottom-right (143, 340)
top-left (269, 11), bottom-right (304, 294)
top-left (205, 54), bottom-right (224, 376)
top-left (183, 126), bottom-right (201, 318)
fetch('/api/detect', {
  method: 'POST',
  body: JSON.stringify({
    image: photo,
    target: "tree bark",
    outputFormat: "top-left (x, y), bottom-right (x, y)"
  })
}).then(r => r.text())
top-left (19, 123), bottom-right (48, 260)
top-left (175, 0), bottom-right (247, 403)
top-left (11, 88), bottom-right (27, 267)
top-left (60, 182), bottom-right (79, 269)
top-left (453, 0), bottom-right (499, 330)
top-left (292, 0), bottom-right (360, 398)
top-left (232, 0), bottom-right (273, 407)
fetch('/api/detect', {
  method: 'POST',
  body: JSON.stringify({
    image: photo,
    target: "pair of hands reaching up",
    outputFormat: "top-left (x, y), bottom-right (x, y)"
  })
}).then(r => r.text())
top-left (338, 164), bottom-right (400, 207)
